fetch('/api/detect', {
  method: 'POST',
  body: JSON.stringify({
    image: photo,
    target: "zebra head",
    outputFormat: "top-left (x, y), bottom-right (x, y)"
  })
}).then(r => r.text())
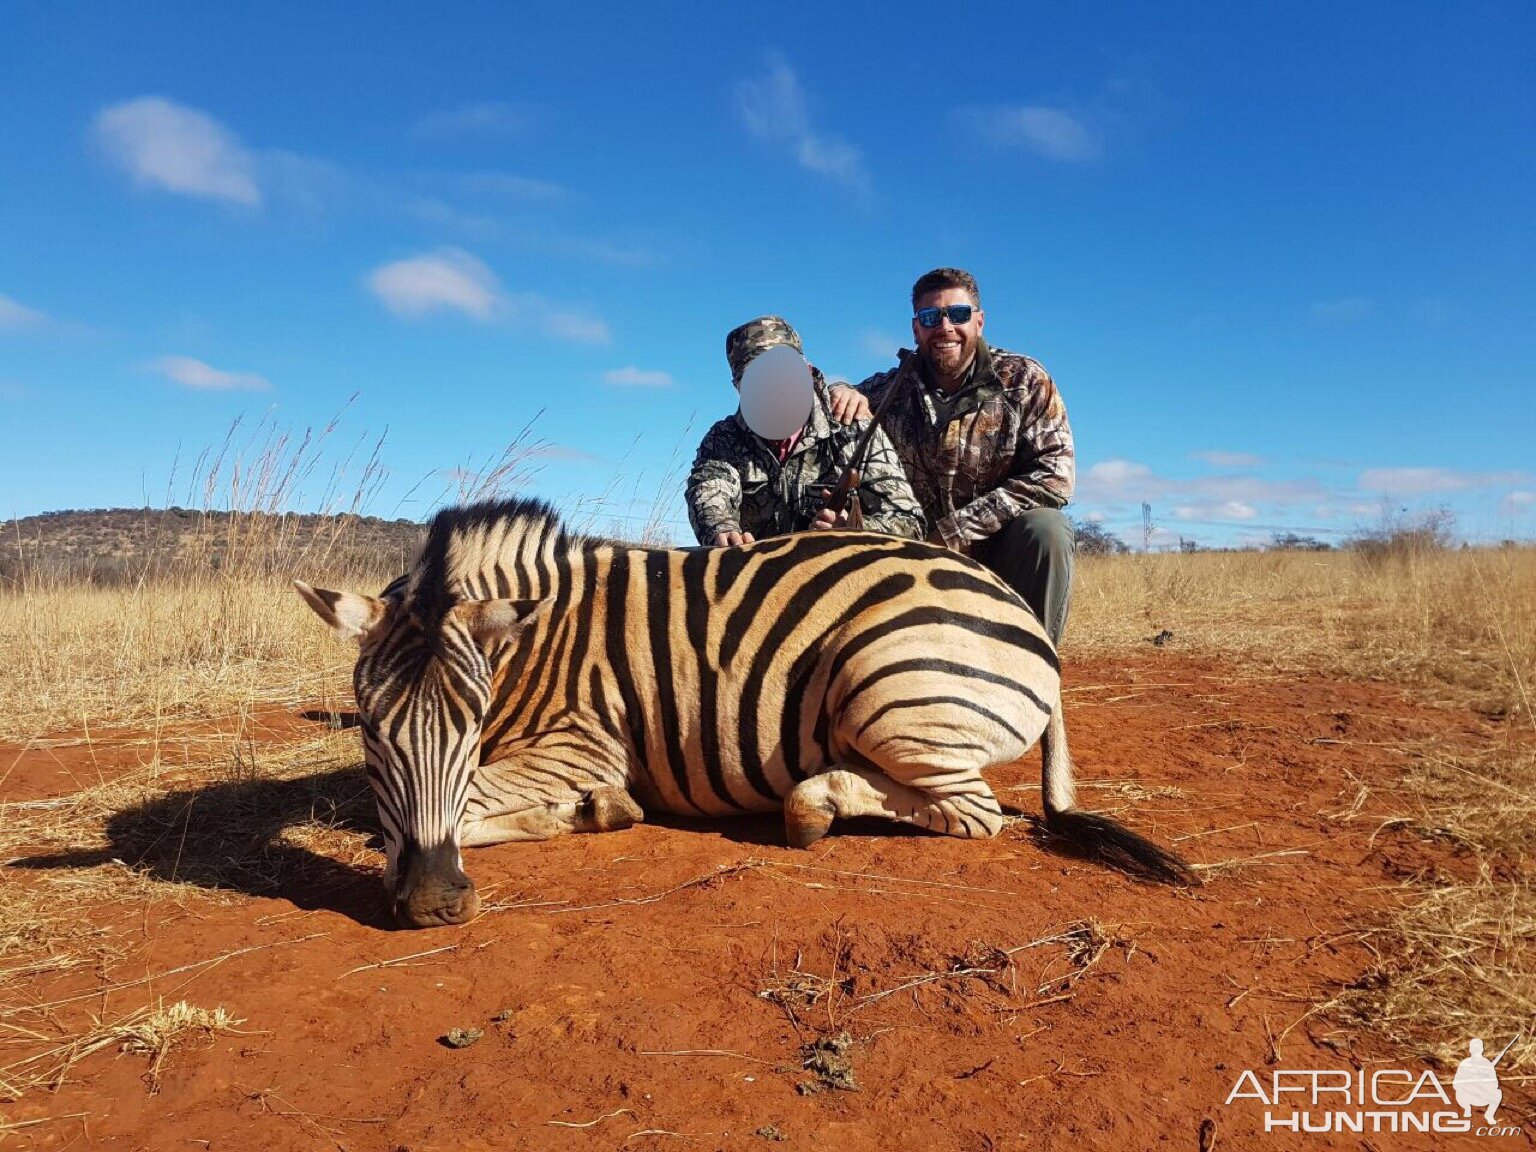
top-left (294, 579), bottom-right (545, 928)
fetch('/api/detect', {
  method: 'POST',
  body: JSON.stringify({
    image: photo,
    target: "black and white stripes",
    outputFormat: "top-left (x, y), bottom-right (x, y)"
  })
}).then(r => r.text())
top-left (297, 496), bottom-right (1190, 926)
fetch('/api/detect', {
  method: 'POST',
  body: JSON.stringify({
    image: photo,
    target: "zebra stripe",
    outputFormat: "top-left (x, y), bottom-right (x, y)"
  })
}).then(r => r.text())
top-left (297, 496), bottom-right (1192, 926)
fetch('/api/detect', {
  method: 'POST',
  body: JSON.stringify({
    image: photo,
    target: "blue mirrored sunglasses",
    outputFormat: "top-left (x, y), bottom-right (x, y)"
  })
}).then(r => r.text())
top-left (915, 304), bottom-right (974, 328)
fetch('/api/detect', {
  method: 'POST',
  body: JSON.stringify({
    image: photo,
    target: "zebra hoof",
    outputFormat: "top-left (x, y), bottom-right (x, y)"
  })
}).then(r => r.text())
top-left (784, 789), bottom-right (834, 849)
top-left (586, 786), bottom-right (644, 831)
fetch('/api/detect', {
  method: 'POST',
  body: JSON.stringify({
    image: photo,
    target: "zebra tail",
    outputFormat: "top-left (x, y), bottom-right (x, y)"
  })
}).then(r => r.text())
top-left (1041, 706), bottom-right (1198, 887)
top-left (1045, 808), bottom-right (1197, 886)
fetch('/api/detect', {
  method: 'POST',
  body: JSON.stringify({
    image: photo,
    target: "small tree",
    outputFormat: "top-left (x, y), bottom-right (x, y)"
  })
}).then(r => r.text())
top-left (1346, 507), bottom-right (1456, 563)
top-left (1072, 519), bottom-right (1130, 556)
top-left (1270, 532), bottom-right (1332, 552)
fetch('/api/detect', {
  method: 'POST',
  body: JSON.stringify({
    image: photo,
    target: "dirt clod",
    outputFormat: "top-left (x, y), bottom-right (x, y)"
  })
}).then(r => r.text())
top-left (440, 1028), bottom-right (483, 1049)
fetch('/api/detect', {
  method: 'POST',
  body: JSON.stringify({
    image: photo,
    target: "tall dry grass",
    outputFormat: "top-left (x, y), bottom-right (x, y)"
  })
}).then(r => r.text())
top-left (1070, 546), bottom-right (1535, 723)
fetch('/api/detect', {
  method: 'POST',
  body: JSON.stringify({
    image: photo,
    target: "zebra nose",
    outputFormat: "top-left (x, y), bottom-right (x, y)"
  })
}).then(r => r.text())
top-left (394, 843), bottom-right (480, 928)
top-left (395, 878), bottom-right (480, 928)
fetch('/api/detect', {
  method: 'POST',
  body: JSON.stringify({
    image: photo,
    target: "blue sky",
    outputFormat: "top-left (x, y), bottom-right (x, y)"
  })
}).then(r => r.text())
top-left (2, 1), bottom-right (1532, 547)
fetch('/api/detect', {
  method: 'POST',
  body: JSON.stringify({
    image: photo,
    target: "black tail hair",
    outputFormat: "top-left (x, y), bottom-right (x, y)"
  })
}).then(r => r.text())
top-left (1045, 809), bottom-right (1197, 887)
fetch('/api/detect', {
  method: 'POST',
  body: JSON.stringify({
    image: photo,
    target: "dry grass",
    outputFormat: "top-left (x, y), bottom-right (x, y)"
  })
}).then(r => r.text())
top-left (1330, 869), bottom-right (1535, 1073)
top-left (1, 999), bottom-right (244, 1099)
top-left (0, 572), bottom-right (388, 742)
top-left (1071, 547), bottom-right (1536, 723)
top-left (1326, 738), bottom-right (1535, 1074)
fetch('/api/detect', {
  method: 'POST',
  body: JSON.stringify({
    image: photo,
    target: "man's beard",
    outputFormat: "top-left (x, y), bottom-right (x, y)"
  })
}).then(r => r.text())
top-left (923, 340), bottom-right (972, 381)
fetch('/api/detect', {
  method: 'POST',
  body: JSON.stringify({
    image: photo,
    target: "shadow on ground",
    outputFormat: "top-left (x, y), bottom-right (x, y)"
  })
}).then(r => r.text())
top-left (9, 765), bottom-right (391, 926)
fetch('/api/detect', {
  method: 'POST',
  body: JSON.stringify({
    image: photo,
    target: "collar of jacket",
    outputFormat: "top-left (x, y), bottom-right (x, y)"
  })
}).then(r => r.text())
top-left (731, 369), bottom-right (840, 456)
top-left (899, 338), bottom-right (1005, 420)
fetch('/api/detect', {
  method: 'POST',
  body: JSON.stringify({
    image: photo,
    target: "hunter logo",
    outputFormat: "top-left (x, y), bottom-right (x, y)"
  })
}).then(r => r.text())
top-left (1224, 1033), bottom-right (1523, 1137)
top-left (1452, 1037), bottom-right (1506, 1124)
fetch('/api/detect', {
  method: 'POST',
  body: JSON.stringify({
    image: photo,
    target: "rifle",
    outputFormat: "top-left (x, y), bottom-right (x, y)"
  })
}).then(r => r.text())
top-left (1492, 1032), bottom-right (1521, 1065)
top-left (822, 378), bottom-right (904, 531)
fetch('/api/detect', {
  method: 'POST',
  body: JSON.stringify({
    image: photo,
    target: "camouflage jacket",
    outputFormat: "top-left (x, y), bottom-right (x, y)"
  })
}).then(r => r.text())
top-left (686, 375), bottom-right (925, 544)
top-left (856, 340), bottom-right (1074, 554)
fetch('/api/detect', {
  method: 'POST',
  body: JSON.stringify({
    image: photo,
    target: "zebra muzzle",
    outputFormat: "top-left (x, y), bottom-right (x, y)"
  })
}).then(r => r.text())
top-left (394, 842), bottom-right (480, 928)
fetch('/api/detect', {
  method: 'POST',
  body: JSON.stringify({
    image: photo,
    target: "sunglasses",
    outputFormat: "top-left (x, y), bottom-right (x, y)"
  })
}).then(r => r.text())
top-left (914, 304), bottom-right (975, 328)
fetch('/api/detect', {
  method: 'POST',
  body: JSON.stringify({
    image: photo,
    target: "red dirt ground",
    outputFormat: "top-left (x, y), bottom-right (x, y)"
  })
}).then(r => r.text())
top-left (1, 654), bottom-right (1530, 1151)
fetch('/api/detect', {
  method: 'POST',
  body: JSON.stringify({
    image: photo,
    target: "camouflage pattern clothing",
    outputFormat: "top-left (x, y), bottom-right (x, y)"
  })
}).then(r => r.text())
top-left (855, 338), bottom-right (1075, 554)
top-left (726, 314), bottom-right (802, 385)
top-left (686, 373), bottom-right (925, 544)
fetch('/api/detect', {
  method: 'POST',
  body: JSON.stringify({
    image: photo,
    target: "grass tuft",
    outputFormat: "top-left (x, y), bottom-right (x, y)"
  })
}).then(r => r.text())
top-left (1, 999), bottom-right (243, 1099)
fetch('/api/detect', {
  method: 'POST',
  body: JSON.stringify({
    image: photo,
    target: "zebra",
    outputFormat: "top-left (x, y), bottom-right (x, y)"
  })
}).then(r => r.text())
top-left (295, 497), bottom-right (1192, 928)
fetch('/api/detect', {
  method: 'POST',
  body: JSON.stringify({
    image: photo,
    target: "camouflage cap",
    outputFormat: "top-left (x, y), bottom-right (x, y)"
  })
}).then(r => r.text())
top-left (725, 315), bottom-right (803, 386)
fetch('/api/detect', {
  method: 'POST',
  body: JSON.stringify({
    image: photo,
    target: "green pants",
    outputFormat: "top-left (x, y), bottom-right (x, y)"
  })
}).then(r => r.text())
top-left (971, 508), bottom-right (1075, 647)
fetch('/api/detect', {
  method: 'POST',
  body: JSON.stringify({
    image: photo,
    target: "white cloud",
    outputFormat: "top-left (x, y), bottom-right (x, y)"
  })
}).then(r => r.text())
top-left (963, 105), bottom-right (1100, 161)
top-left (367, 248), bottom-right (503, 321)
top-left (603, 366), bottom-right (674, 388)
top-left (366, 249), bottom-right (610, 343)
top-left (1172, 501), bottom-right (1258, 521)
top-left (0, 294), bottom-right (48, 331)
top-left (147, 355), bottom-right (270, 392)
top-left (1358, 467), bottom-right (1528, 495)
top-left (1310, 297), bottom-right (1373, 322)
top-left (1503, 491), bottom-right (1536, 513)
top-left (403, 200), bottom-right (654, 267)
top-left (1078, 457), bottom-right (1328, 508)
top-left (93, 97), bottom-right (260, 205)
top-left (737, 56), bottom-right (870, 194)
top-left (1191, 450), bottom-right (1263, 469)
top-left (453, 172), bottom-right (566, 200)
top-left (522, 300), bottom-right (610, 345)
top-left (550, 236), bottom-right (652, 268)
top-left (413, 102), bottom-right (532, 137)
top-left (259, 150), bottom-right (348, 212)
top-left (1082, 459), bottom-right (1153, 495)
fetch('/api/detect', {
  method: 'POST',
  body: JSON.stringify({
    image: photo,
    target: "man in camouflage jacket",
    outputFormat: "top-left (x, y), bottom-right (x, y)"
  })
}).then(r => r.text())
top-left (830, 268), bottom-right (1076, 644)
top-left (686, 316), bottom-right (924, 547)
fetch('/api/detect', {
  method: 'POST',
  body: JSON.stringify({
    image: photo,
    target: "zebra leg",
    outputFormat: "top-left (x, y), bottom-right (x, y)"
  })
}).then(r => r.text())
top-left (461, 759), bottom-right (642, 847)
top-left (785, 765), bottom-right (1004, 848)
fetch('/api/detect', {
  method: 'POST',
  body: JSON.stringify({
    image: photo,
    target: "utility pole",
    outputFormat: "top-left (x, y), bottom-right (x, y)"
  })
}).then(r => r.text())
top-left (1142, 503), bottom-right (1153, 553)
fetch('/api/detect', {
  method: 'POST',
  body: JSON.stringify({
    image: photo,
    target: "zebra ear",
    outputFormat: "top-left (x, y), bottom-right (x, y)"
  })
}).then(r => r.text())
top-left (450, 598), bottom-right (549, 646)
top-left (294, 580), bottom-right (390, 643)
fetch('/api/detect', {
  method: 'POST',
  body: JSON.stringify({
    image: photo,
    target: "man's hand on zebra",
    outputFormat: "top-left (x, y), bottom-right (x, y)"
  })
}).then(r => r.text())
top-left (713, 529), bottom-right (756, 547)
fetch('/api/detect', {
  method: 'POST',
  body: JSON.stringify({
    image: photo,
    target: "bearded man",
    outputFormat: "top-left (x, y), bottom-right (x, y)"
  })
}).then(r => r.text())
top-left (829, 267), bottom-right (1075, 644)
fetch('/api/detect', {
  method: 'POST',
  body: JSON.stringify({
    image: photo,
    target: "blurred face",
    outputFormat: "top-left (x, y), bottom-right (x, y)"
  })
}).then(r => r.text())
top-left (912, 286), bottom-right (984, 383)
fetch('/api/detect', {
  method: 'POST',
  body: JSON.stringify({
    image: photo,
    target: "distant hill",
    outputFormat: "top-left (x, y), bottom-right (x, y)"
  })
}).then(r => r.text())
top-left (0, 507), bottom-right (427, 585)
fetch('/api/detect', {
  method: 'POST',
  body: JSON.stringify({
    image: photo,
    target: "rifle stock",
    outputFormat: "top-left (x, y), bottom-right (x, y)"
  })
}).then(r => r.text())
top-left (821, 381), bottom-right (903, 530)
top-left (824, 467), bottom-right (864, 529)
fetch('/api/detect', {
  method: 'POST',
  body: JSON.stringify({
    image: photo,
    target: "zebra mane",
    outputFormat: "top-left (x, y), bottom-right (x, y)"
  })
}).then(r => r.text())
top-left (410, 496), bottom-right (577, 625)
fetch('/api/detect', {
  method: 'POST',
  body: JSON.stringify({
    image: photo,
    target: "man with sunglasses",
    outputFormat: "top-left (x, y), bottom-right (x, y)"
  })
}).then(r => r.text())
top-left (686, 315), bottom-right (924, 548)
top-left (828, 268), bottom-right (1075, 644)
